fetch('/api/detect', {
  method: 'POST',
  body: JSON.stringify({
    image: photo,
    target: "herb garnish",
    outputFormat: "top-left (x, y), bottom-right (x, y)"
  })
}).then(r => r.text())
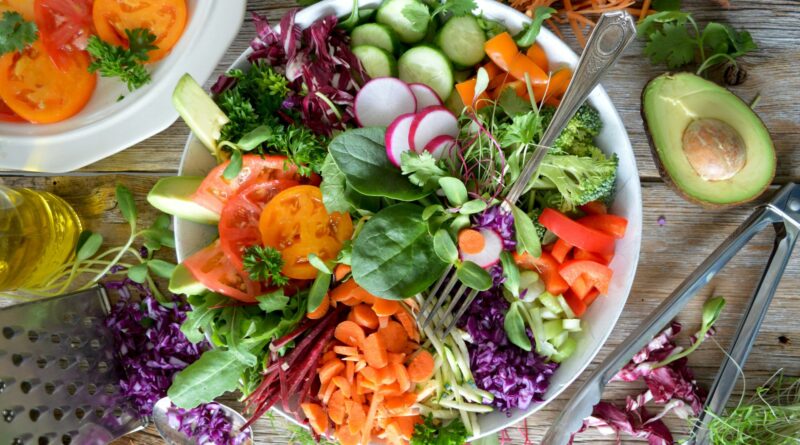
top-left (431, 0), bottom-right (478, 18)
top-left (0, 11), bottom-right (37, 55)
top-left (242, 245), bottom-right (289, 286)
top-left (87, 28), bottom-right (158, 91)
top-left (411, 416), bottom-right (469, 445)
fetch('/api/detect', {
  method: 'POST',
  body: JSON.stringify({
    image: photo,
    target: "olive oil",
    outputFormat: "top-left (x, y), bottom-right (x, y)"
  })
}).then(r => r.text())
top-left (0, 186), bottom-right (82, 291)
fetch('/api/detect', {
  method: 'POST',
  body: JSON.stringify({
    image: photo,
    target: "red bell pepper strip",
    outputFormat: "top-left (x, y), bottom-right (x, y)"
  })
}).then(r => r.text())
top-left (579, 201), bottom-right (607, 215)
top-left (578, 214), bottom-right (628, 239)
top-left (563, 290), bottom-right (587, 317)
top-left (550, 238), bottom-right (573, 264)
top-left (582, 289), bottom-right (601, 307)
top-left (559, 260), bottom-right (613, 295)
top-left (573, 248), bottom-right (612, 265)
top-left (570, 274), bottom-right (592, 299)
top-left (539, 208), bottom-right (616, 255)
top-left (513, 251), bottom-right (570, 296)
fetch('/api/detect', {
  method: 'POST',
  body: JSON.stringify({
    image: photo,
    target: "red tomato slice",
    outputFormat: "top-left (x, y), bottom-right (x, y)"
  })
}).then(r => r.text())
top-left (192, 154), bottom-right (320, 215)
top-left (183, 239), bottom-right (264, 303)
top-left (577, 214), bottom-right (628, 239)
top-left (558, 260), bottom-right (613, 295)
top-left (35, 0), bottom-right (94, 68)
top-left (219, 179), bottom-right (299, 272)
top-left (538, 208), bottom-right (616, 255)
top-left (0, 99), bottom-right (25, 122)
top-left (513, 251), bottom-right (570, 296)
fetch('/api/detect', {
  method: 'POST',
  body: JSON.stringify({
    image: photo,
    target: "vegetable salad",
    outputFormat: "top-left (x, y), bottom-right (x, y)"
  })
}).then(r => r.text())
top-left (151, 1), bottom-right (631, 443)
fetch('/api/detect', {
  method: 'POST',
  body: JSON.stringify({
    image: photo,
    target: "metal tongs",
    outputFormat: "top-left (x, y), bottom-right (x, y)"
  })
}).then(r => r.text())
top-left (543, 183), bottom-right (800, 445)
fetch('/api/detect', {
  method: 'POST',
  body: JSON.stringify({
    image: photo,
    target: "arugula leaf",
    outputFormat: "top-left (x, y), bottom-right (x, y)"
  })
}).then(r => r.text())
top-left (242, 245), bottom-right (289, 286)
top-left (432, 0), bottom-right (478, 18)
top-left (256, 289), bottom-right (290, 313)
top-left (181, 293), bottom-right (228, 344)
top-left (644, 22), bottom-right (697, 68)
top-left (401, 151), bottom-right (448, 190)
top-left (411, 416), bottom-right (469, 445)
top-left (516, 6), bottom-right (556, 47)
top-left (87, 28), bottom-right (157, 91)
top-left (0, 11), bottom-right (37, 55)
top-left (168, 349), bottom-right (249, 408)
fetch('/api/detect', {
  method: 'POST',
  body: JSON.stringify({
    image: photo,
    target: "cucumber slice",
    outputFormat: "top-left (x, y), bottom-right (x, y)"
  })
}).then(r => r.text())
top-left (436, 15), bottom-right (487, 67)
top-left (376, 0), bottom-right (430, 44)
top-left (551, 337), bottom-right (577, 363)
top-left (147, 176), bottom-right (220, 225)
top-left (351, 23), bottom-right (399, 54)
top-left (352, 45), bottom-right (398, 78)
top-left (172, 74), bottom-right (228, 160)
top-left (169, 264), bottom-right (208, 296)
top-left (398, 46), bottom-right (454, 102)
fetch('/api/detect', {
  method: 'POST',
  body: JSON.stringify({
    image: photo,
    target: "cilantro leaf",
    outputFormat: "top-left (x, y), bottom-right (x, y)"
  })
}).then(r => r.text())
top-left (516, 6), bottom-right (556, 47)
top-left (411, 416), bottom-right (469, 445)
top-left (644, 22), bottom-right (697, 68)
top-left (400, 151), bottom-right (448, 189)
top-left (242, 245), bottom-right (289, 286)
top-left (0, 11), bottom-right (37, 55)
top-left (432, 0), bottom-right (478, 18)
top-left (87, 28), bottom-right (158, 91)
top-left (402, 4), bottom-right (430, 34)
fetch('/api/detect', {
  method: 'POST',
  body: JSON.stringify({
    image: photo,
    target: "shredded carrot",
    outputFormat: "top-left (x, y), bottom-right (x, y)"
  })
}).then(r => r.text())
top-left (639, 0), bottom-right (651, 19)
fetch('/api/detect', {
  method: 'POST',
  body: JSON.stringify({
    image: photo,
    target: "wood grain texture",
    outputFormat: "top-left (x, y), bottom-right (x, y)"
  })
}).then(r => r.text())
top-left (2, 0), bottom-right (799, 443)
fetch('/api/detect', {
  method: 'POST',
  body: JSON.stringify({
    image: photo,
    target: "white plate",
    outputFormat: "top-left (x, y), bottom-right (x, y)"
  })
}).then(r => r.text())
top-left (175, 0), bottom-right (642, 440)
top-left (0, 0), bottom-right (246, 173)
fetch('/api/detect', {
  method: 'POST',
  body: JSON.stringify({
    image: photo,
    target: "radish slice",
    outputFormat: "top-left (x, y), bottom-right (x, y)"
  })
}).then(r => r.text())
top-left (424, 135), bottom-right (457, 160)
top-left (385, 113), bottom-right (416, 167)
top-left (355, 78), bottom-right (417, 128)
top-left (409, 83), bottom-right (444, 111)
top-left (460, 228), bottom-right (503, 268)
top-left (409, 106), bottom-right (459, 153)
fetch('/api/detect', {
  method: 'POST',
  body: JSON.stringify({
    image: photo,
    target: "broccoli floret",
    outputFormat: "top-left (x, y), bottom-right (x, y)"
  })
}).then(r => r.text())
top-left (531, 152), bottom-right (618, 213)
top-left (540, 104), bottom-right (603, 156)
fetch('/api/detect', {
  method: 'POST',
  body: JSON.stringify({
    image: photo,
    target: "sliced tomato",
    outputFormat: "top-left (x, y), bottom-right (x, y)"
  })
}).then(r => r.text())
top-left (559, 260), bottom-right (613, 295)
top-left (513, 251), bottom-right (570, 296)
top-left (192, 154), bottom-right (319, 215)
top-left (92, 0), bottom-right (187, 62)
top-left (580, 201), bottom-right (608, 215)
top-left (0, 99), bottom-right (25, 122)
top-left (219, 179), bottom-right (299, 272)
top-left (259, 185), bottom-right (353, 280)
top-left (578, 214), bottom-right (628, 239)
top-left (563, 290), bottom-right (587, 317)
top-left (35, 0), bottom-right (94, 68)
top-left (538, 208), bottom-right (616, 255)
top-left (0, 40), bottom-right (96, 123)
top-left (183, 239), bottom-right (263, 303)
top-left (550, 238), bottom-right (572, 264)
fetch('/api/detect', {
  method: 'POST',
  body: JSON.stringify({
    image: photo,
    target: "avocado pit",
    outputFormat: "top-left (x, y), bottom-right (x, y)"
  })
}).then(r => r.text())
top-left (681, 118), bottom-right (746, 181)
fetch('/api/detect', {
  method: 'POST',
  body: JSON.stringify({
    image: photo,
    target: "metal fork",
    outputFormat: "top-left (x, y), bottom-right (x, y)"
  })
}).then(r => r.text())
top-left (417, 11), bottom-right (637, 339)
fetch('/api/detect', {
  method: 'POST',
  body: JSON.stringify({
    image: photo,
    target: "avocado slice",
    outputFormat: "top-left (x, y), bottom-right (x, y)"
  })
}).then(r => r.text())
top-left (147, 176), bottom-right (220, 225)
top-left (642, 72), bottom-right (775, 207)
top-left (169, 264), bottom-right (207, 296)
top-left (172, 74), bottom-right (229, 162)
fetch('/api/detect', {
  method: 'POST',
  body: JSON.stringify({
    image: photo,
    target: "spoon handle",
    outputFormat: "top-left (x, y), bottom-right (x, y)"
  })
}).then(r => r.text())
top-left (504, 11), bottom-right (637, 205)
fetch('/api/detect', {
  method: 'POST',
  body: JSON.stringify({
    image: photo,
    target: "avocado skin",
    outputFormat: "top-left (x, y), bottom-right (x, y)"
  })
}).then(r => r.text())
top-left (641, 72), bottom-right (775, 209)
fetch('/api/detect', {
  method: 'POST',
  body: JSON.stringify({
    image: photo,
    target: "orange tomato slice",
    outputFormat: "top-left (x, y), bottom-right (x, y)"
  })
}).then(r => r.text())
top-left (0, 40), bottom-right (96, 123)
top-left (92, 0), bottom-right (187, 62)
top-left (0, 0), bottom-right (35, 20)
top-left (259, 185), bottom-right (353, 280)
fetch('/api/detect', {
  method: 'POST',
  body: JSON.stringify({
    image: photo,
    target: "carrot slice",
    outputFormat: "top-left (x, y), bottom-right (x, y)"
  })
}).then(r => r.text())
top-left (394, 363), bottom-right (411, 392)
top-left (363, 393), bottom-right (383, 445)
top-left (307, 292), bottom-right (330, 319)
top-left (331, 279), bottom-right (375, 305)
top-left (363, 332), bottom-right (389, 368)
top-left (322, 350), bottom-right (337, 363)
top-left (332, 375), bottom-right (352, 398)
top-left (336, 426), bottom-right (360, 445)
top-left (319, 358), bottom-right (345, 385)
top-left (372, 298), bottom-right (401, 317)
top-left (394, 415), bottom-right (423, 440)
top-left (507, 52), bottom-right (548, 85)
top-left (361, 366), bottom-right (380, 384)
top-left (377, 365), bottom-right (397, 385)
top-left (407, 350), bottom-right (435, 383)
top-left (378, 320), bottom-right (409, 354)
top-left (385, 393), bottom-right (417, 415)
top-left (345, 360), bottom-right (355, 385)
top-left (352, 303), bottom-right (380, 330)
top-left (322, 378), bottom-right (337, 404)
top-left (388, 353), bottom-right (406, 365)
top-left (329, 390), bottom-right (346, 425)
top-left (301, 403), bottom-right (328, 435)
top-left (347, 401), bottom-right (366, 434)
top-left (484, 32), bottom-right (518, 71)
top-left (458, 229), bottom-right (485, 254)
top-left (393, 308), bottom-right (420, 342)
top-left (334, 321), bottom-right (366, 347)
top-left (379, 381), bottom-right (406, 397)
top-left (334, 263), bottom-right (351, 282)
top-left (379, 315), bottom-right (391, 329)
top-left (526, 43), bottom-right (549, 72)
top-left (334, 345), bottom-right (360, 357)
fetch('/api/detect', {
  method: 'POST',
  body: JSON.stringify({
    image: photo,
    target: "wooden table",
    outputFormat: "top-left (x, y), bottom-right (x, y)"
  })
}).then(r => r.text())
top-left (2, 1), bottom-right (798, 443)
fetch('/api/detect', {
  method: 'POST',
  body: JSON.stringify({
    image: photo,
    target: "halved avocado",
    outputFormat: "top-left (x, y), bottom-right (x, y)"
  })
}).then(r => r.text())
top-left (642, 72), bottom-right (775, 208)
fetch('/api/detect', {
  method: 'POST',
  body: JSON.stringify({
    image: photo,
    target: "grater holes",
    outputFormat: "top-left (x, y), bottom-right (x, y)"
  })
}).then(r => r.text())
top-left (68, 336), bottom-right (83, 349)
top-left (97, 361), bottom-right (109, 373)
top-left (12, 435), bottom-right (32, 445)
top-left (103, 384), bottom-right (116, 395)
top-left (50, 334), bottom-right (61, 344)
top-left (78, 358), bottom-right (90, 372)
top-left (36, 357), bottom-right (48, 369)
top-left (53, 408), bottom-right (63, 421)
top-left (74, 407), bottom-right (85, 420)
top-left (21, 379), bottom-right (38, 394)
top-left (61, 312), bottom-right (77, 325)
top-left (27, 330), bottom-right (39, 342)
top-left (87, 383), bottom-right (97, 395)
top-left (94, 408), bottom-right (105, 418)
top-left (12, 353), bottom-right (26, 366)
top-left (44, 382), bottom-right (56, 394)
top-left (38, 435), bottom-right (54, 445)
top-left (0, 378), bottom-right (7, 394)
top-left (3, 326), bottom-right (18, 339)
top-left (82, 316), bottom-right (96, 328)
top-left (89, 338), bottom-right (101, 350)
top-left (29, 408), bottom-right (41, 422)
top-left (61, 434), bottom-right (73, 445)
top-left (66, 383), bottom-right (78, 396)
top-left (57, 357), bottom-right (70, 369)
top-left (3, 406), bottom-right (21, 422)
top-left (112, 407), bottom-right (123, 418)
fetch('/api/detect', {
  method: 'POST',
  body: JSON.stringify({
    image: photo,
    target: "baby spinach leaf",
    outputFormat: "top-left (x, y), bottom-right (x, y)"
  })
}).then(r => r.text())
top-left (459, 199), bottom-right (487, 215)
top-left (457, 261), bottom-right (493, 291)
top-left (504, 302), bottom-right (532, 351)
top-left (168, 349), bottom-right (248, 409)
top-left (500, 251), bottom-right (520, 298)
top-left (352, 204), bottom-right (448, 300)
top-left (329, 128), bottom-right (429, 201)
top-left (320, 154), bottom-right (350, 213)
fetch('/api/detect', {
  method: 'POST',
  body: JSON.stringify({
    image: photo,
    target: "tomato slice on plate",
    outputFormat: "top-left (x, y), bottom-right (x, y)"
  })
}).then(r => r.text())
top-left (0, 40), bottom-right (96, 123)
top-left (219, 179), bottom-right (299, 272)
top-left (259, 185), bottom-right (354, 280)
top-left (183, 239), bottom-right (264, 303)
top-left (92, 0), bottom-right (188, 62)
top-left (193, 154), bottom-right (320, 215)
top-left (34, 0), bottom-right (94, 68)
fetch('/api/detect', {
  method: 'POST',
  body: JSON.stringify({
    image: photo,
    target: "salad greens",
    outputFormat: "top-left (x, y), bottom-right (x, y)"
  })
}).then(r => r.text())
top-left (242, 245), bottom-right (289, 286)
top-left (0, 11), bottom-right (37, 55)
top-left (411, 416), bottom-right (470, 445)
top-left (87, 28), bottom-right (158, 91)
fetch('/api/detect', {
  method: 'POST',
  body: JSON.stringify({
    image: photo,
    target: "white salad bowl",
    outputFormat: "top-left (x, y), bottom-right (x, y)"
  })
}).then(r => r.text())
top-left (0, 0), bottom-right (246, 173)
top-left (175, 0), bottom-right (642, 440)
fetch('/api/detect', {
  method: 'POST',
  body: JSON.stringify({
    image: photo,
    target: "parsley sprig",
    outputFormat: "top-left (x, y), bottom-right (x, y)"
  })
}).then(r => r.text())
top-left (242, 245), bottom-right (289, 286)
top-left (87, 28), bottom-right (158, 91)
top-left (0, 11), bottom-right (37, 55)
top-left (638, 9), bottom-right (756, 76)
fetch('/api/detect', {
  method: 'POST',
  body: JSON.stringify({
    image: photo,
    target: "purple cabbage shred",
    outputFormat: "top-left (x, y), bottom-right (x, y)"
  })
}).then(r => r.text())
top-left (167, 403), bottom-right (250, 445)
top-left (474, 205), bottom-right (516, 251)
